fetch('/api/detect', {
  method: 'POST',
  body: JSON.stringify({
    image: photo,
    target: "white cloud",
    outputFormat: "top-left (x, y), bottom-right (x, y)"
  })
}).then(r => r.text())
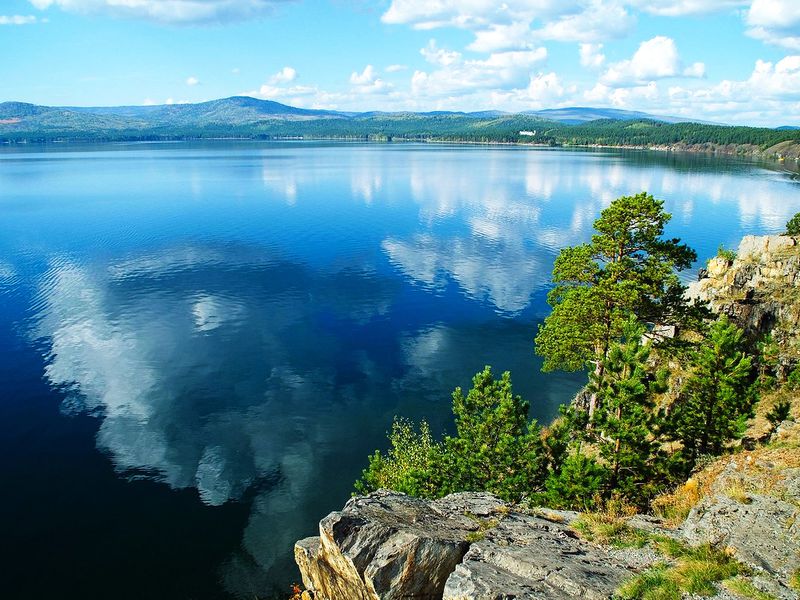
top-left (412, 46), bottom-right (548, 98)
top-left (269, 66), bottom-right (297, 84)
top-left (632, 0), bottom-right (747, 16)
top-left (746, 0), bottom-right (800, 49)
top-left (0, 14), bottom-right (37, 24)
top-left (600, 36), bottom-right (704, 86)
top-left (467, 21), bottom-right (533, 52)
top-left (350, 65), bottom-right (393, 94)
top-left (489, 71), bottom-right (572, 111)
top-left (26, 0), bottom-right (292, 25)
top-left (186, 76), bottom-right (200, 86)
top-left (381, 0), bottom-right (633, 58)
top-left (420, 39), bottom-right (461, 66)
top-left (580, 43), bottom-right (605, 68)
top-left (585, 81), bottom-right (659, 107)
top-left (534, 1), bottom-right (635, 42)
top-left (385, 64), bottom-right (408, 73)
top-left (682, 62), bottom-right (705, 77)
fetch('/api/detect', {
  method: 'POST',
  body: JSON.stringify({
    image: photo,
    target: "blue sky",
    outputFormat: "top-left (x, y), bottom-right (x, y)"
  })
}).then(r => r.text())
top-left (1, 0), bottom-right (799, 125)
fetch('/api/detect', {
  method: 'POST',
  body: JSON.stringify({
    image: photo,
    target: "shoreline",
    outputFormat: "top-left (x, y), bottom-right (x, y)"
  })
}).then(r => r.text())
top-left (2, 136), bottom-right (798, 171)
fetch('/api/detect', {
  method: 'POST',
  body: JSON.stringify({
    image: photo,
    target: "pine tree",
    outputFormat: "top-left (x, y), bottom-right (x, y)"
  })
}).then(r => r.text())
top-left (669, 316), bottom-right (754, 465)
top-left (586, 318), bottom-right (668, 505)
top-left (535, 192), bottom-right (696, 416)
top-left (436, 367), bottom-right (545, 502)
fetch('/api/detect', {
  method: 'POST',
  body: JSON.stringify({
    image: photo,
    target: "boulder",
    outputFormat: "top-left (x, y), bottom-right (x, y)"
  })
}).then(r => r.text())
top-left (296, 491), bottom-right (647, 600)
top-left (443, 512), bottom-right (633, 600)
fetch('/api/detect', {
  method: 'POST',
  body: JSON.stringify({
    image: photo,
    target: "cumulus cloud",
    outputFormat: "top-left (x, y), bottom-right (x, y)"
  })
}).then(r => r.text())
top-left (186, 76), bottom-right (200, 86)
top-left (26, 0), bottom-right (292, 25)
top-left (269, 66), bottom-right (297, 84)
top-left (600, 36), bottom-right (704, 85)
top-left (412, 45), bottom-right (548, 98)
top-left (534, 1), bottom-right (635, 42)
top-left (420, 39), bottom-right (461, 66)
top-left (467, 21), bottom-right (533, 52)
top-left (385, 64), bottom-right (408, 73)
top-left (746, 0), bottom-right (800, 49)
top-left (350, 65), bottom-right (392, 93)
top-left (580, 43), bottom-right (606, 68)
top-left (381, 0), bottom-right (634, 63)
top-left (682, 62), bottom-right (706, 77)
top-left (0, 14), bottom-right (38, 24)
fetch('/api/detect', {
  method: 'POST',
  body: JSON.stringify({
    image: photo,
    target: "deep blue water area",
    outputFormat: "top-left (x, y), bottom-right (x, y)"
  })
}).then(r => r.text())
top-left (1, 141), bottom-right (798, 599)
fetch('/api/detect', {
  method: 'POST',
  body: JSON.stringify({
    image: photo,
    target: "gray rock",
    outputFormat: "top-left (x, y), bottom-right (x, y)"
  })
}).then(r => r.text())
top-left (443, 513), bottom-right (635, 600)
top-left (296, 491), bottom-right (649, 600)
top-left (682, 492), bottom-right (800, 578)
top-left (295, 490), bottom-right (499, 600)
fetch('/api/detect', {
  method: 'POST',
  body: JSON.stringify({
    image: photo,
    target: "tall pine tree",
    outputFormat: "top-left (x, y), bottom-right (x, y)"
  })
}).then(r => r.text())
top-left (535, 192), bottom-right (696, 416)
top-left (669, 316), bottom-right (754, 466)
top-left (586, 318), bottom-right (668, 505)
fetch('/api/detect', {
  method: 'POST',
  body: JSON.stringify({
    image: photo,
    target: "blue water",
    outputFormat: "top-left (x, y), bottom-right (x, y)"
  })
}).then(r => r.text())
top-left (1, 141), bottom-right (798, 599)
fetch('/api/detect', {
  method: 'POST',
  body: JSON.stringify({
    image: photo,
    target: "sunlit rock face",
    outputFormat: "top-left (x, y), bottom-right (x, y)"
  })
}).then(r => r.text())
top-left (686, 234), bottom-right (800, 370)
top-left (295, 490), bottom-right (640, 600)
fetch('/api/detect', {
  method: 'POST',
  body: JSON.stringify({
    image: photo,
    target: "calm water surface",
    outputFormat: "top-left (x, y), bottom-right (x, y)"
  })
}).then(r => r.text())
top-left (1, 142), bottom-right (799, 599)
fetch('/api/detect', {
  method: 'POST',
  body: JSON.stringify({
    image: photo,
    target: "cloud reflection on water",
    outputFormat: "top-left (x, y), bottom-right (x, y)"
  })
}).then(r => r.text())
top-left (18, 144), bottom-right (800, 599)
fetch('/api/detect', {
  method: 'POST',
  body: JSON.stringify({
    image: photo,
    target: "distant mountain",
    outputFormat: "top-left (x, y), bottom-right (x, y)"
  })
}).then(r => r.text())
top-left (1, 97), bottom-right (798, 158)
top-left (524, 107), bottom-right (714, 125)
top-left (776, 125), bottom-right (800, 130)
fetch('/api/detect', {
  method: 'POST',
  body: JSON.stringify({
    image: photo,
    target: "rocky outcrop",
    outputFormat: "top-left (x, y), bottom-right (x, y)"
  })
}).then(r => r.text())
top-left (687, 234), bottom-right (800, 370)
top-left (681, 450), bottom-right (800, 600)
top-left (295, 490), bottom-right (651, 600)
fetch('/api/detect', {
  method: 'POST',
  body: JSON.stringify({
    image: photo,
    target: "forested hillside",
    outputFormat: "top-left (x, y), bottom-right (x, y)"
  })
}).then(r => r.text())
top-left (1, 97), bottom-right (799, 159)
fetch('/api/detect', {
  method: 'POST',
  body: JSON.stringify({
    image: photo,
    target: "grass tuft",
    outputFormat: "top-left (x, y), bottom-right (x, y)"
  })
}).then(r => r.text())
top-left (616, 543), bottom-right (740, 599)
top-left (723, 577), bottom-right (777, 600)
top-left (572, 512), bottom-right (650, 548)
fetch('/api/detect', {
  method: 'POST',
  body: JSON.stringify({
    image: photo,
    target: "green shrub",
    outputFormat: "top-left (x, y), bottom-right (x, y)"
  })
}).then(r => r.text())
top-left (786, 212), bottom-right (800, 236)
top-left (716, 244), bottom-right (737, 262)
top-left (542, 452), bottom-right (605, 510)
top-left (353, 417), bottom-right (442, 498)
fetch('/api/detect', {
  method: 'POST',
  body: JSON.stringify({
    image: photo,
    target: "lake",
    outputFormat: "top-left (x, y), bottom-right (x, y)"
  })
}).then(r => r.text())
top-left (1, 142), bottom-right (799, 599)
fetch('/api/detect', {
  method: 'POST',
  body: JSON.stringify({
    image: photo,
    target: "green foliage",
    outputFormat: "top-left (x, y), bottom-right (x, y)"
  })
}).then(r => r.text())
top-left (4, 99), bottom-right (800, 152)
top-left (618, 543), bottom-right (740, 599)
top-left (789, 569), bottom-right (800, 591)
top-left (571, 513), bottom-right (651, 548)
top-left (716, 244), bottom-right (737, 262)
top-left (787, 364), bottom-right (800, 390)
top-left (766, 399), bottom-right (792, 431)
top-left (723, 577), bottom-right (778, 600)
top-left (756, 335), bottom-right (780, 391)
top-left (618, 565), bottom-right (681, 600)
top-left (542, 452), bottom-right (605, 510)
top-left (434, 367), bottom-right (546, 502)
top-left (535, 192), bottom-right (696, 374)
top-left (786, 212), bottom-right (800, 236)
top-left (354, 418), bottom-right (442, 498)
top-left (585, 318), bottom-right (671, 505)
top-left (669, 316), bottom-right (754, 465)
top-left (354, 367), bottom-right (546, 503)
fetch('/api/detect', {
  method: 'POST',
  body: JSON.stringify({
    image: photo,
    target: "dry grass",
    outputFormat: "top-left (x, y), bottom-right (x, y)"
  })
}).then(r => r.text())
top-left (572, 511), bottom-right (652, 548)
top-left (652, 391), bottom-right (799, 523)
top-left (748, 388), bottom-right (800, 441)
